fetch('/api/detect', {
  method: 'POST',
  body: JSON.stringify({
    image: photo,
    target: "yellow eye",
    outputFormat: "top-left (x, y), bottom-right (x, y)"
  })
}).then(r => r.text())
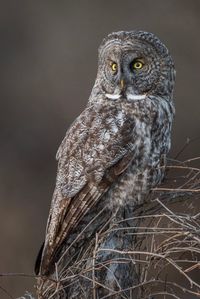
top-left (132, 60), bottom-right (144, 70)
top-left (110, 62), bottom-right (118, 72)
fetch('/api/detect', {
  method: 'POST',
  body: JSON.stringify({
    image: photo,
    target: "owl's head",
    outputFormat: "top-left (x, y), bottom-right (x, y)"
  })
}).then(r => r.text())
top-left (95, 31), bottom-right (175, 102)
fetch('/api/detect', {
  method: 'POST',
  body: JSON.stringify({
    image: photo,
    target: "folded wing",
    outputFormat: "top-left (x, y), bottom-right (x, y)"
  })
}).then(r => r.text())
top-left (38, 103), bottom-right (138, 275)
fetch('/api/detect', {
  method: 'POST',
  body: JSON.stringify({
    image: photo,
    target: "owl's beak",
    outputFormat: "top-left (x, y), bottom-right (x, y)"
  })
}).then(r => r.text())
top-left (120, 79), bottom-right (126, 92)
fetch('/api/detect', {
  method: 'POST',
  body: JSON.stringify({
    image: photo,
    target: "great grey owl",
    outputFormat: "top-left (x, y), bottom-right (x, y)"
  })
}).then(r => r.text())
top-left (35, 30), bottom-right (175, 278)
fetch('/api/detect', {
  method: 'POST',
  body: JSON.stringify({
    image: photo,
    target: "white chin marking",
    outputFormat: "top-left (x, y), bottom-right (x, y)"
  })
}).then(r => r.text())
top-left (105, 93), bottom-right (121, 100)
top-left (106, 93), bottom-right (146, 101)
top-left (127, 94), bottom-right (146, 101)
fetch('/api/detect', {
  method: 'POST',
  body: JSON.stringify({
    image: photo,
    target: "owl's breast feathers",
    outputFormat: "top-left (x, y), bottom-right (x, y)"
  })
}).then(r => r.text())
top-left (37, 97), bottom-right (173, 275)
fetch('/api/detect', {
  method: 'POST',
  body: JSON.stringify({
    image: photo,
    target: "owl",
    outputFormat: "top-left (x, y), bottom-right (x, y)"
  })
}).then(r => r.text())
top-left (35, 30), bottom-right (175, 278)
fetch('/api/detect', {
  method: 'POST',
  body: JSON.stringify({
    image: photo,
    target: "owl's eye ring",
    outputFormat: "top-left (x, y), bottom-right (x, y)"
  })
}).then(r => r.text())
top-left (131, 59), bottom-right (144, 70)
top-left (110, 62), bottom-right (118, 73)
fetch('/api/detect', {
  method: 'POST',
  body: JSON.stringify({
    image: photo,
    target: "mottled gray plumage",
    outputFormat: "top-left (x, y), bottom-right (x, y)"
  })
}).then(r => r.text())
top-left (36, 30), bottom-right (175, 278)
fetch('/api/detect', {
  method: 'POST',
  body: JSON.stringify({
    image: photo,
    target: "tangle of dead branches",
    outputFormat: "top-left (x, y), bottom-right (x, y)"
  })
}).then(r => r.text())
top-left (35, 156), bottom-right (200, 299)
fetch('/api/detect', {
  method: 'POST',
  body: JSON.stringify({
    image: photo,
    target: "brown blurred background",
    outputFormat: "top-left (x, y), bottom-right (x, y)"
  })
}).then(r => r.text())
top-left (0, 1), bottom-right (200, 298)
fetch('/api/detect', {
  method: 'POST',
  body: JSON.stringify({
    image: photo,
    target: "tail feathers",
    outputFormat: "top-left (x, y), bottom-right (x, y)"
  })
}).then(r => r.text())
top-left (34, 242), bottom-right (44, 275)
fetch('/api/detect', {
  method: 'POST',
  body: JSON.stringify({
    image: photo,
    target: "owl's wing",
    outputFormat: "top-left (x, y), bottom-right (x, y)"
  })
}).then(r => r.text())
top-left (38, 103), bottom-right (138, 275)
